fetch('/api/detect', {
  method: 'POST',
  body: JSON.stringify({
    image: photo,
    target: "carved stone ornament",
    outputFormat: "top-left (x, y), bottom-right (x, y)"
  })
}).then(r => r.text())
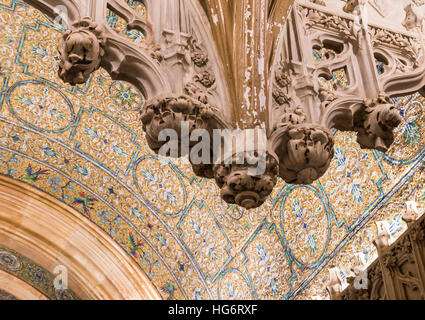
top-left (343, 0), bottom-right (360, 14)
top-left (150, 44), bottom-right (164, 63)
top-left (353, 95), bottom-right (403, 152)
top-left (318, 87), bottom-right (338, 109)
top-left (190, 40), bottom-right (209, 67)
top-left (373, 220), bottom-right (393, 250)
top-left (140, 94), bottom-right (219, 155)
top-left (340, 277), bottom-right (370, 300)
top-left (273, 105), bottom-right (307, 129)
top-left (339, 211), bottom-right (425, 300)
top-left (410, 220), bottom-right (425, 242)
top-left (275, 67), bottom-right (291, 88)
top-left (271, 124), bottom-right (335, 185)
top-left (403, 3), bottom-right (425, 31)
top-left (44, 0), bottom-right (425, 209)
top-left (403, 201), bottom-right (420, 224)
top-left (58, 17), bottom-right (106, 85)
top-left (194, 71), bottom-right (216, 88)
top-left (381, 249), bottom-right (398, 270)
top-left (326, 267), bottom-right (344, 300)
top-left (272, 88), bottom-right (292, 105)
top-left (213, 151), bottom-right (279, 209)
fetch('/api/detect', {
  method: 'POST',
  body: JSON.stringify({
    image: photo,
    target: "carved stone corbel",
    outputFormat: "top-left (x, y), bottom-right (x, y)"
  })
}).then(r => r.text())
top-left (140, 94), bottom-right (224, 155)
top-left (353, 95), bottom-right (403, 152)
top-left (271, 124), bottom-right (335, 185)
top-left (58, 17), bottom-right (106, 85)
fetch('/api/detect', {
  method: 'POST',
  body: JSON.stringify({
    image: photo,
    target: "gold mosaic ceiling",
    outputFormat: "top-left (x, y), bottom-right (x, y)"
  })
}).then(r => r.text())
top-left (0, 0), bottom-right (425, 300)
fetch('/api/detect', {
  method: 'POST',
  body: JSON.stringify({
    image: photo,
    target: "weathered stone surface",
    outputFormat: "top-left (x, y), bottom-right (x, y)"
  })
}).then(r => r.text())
top-left (272, 124), bottom-right (335, 185)
top-left (354, 96), bottom-right (403, 152)
top-left (58, 17), bottom-right (106, 85)
top-left (213, 151), bottom-right (279, 209)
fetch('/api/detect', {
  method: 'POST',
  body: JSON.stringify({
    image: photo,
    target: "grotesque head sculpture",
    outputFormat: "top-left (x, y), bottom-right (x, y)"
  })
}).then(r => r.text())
top-left (58, 17), bottom-right (106, 86)
top-left (403, 3), bottom-right (425, 31)
top-left (141, 95), bottom-right (201, 155)
top-left (272, 124), bottom-right (335, 185)
top-left (343, 0), bottom-right (359, 13)
top-left (354, 95), bottom-right (402, 152)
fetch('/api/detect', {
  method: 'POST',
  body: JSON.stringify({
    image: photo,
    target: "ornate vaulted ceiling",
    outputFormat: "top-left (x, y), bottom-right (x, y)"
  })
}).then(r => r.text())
top-left (0, 0), bottom-right (425, 300)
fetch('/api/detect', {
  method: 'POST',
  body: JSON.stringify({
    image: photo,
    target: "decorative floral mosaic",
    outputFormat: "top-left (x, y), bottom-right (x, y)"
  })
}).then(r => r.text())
top-left (0, 246), bottom-right (78, 300)
top-left (0, 289), bottom-right (18, 300)
top-left (106, 0), bottom-right (146, 44)
top-left (0, 0), bottom-right (425, 300)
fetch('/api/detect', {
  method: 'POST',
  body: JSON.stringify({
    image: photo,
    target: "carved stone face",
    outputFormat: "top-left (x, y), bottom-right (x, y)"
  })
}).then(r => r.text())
top-left (355, 100), bottom-right (402, 152)
top-left (140, 96), bottom-right (205, 155)
top-left (273, 125), bottom-right (335, 185)
top-left (343, 0), bottom-right (359, 13)
top-left (213, 152), bottom-right (279, 209)
top-left (58, 18), bottom-right (105, 86)
top-left (277, 107), bottom-right (306, 127)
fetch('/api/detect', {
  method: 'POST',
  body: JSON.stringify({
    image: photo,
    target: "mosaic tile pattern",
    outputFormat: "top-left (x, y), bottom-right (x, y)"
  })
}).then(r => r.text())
top-left (0, 246), bottom-right (78, 300)
top-left (0, 290), bottom-right (18, 300)
top-left (0, 0), bottom-right (425, 300)
top-left (106, 0), bottom-right (146, 44)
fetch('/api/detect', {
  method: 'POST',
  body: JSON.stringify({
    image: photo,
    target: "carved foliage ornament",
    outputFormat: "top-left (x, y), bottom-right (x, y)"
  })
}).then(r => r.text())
top-left (51, 1), bottom-right (416, 210)
top-left (302, 7), bottom-right (357, 41)
top-left (353, 95), bottom-right (402, 152)
top-left (271, 124), bottom-right (335, 185)
top-left (58, 17), bottom-right (106, 85)
top-left (140, 94), bottom-right (219, 155)
top-left (213, 151), bottom-right (279, 210)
